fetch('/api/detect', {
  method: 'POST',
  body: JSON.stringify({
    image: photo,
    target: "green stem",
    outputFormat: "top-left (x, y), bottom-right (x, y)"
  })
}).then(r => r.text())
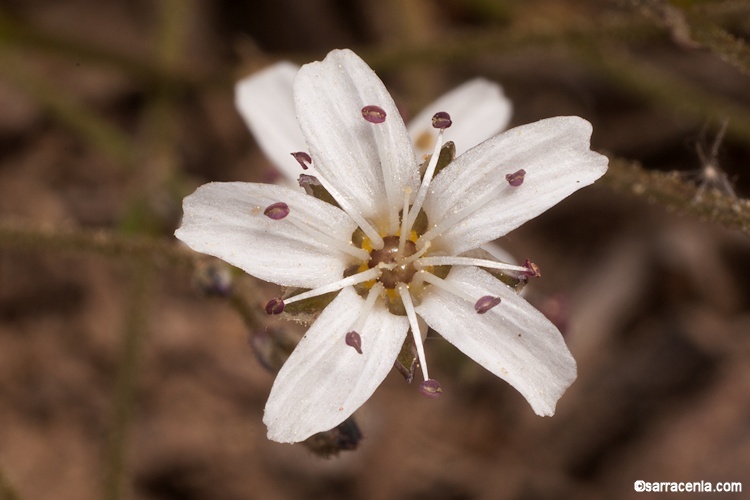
top-left (0, 217), bottom-right (194, 269)
top-left (602, 154), bottom-right (750, 235)
top-left (102, 262), bottom-right (153, 500)
top-left (576, 43), bottom-right (750, 144)
top-left (0, 11), bottom-right (199, 88)
top-left (683, 9), bottom-right (750, 77)
top-left (0, 468), bottom-right (20, 500)
top-left (0, 47), bottom-right (135, 168)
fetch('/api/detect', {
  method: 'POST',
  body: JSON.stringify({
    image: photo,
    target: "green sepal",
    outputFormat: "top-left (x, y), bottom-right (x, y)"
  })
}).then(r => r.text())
top-left (394, 334), bottom-right (418, 383)
top-left (419, 140), bottom-right (455, 179)
top-left (298, 174), bottom-right (340, 208)
top-left (280, 288), bottom-right (340, 325)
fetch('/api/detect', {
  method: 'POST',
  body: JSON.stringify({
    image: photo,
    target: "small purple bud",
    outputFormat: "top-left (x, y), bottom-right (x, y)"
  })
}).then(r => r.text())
top-left (419, 379), bottom-right (443, 399)
top-left (361, 105), bottom-right (386, 124)
top-left (263, 202), bottom-right (289, 220)
top-left (523, 259), bottom-right (541, 278)
top-left (291, 151), bottom-right (312, 170)
top-left (345, 331), bottom-right (363, 354)
top-left (506, 169), bottom-right (526, 187)
top-left (265, 297), bottom-right (285, 315)
top-left (431, 111), bottom-right (452, 129)
top-left (474, 295), bottom-right (501, 314)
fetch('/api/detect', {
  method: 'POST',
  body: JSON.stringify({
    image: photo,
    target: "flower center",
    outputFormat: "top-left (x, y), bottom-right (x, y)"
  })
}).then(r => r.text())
top-left (368, 235), bottom-right (418, 289)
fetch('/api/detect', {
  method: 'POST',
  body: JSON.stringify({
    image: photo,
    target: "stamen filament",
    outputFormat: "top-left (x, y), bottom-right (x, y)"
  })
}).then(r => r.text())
top-left (398, 187), bottom-right (412, 257)
top-left (419, 182), bottom-right (508, 245)
top-left (352, 282), bottom-right (384, 334)
top-left (397, 283), bottom-right (429, 381)
top-left (403, 129), bottom-right (445, 237)
top-left (399, 240), bottom-right (431, 267)
top-left (416, 255), bottom-right (528, 273)
top-left (285, 215), bottom-right (369, 261)
top-left (418, 271), bottom-right (476, 304)
top-left (284, 267), bottom-right (381, 306)
top-left (312, 173), bottom-right (385, 250)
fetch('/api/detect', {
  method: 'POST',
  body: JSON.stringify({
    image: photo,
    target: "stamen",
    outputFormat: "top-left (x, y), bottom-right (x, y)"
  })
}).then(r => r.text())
top-left (345, 331), bottom-right (363, 354)
top-left (397, 283), bottom-right (429, 382)
top-left (419, 379), bottom-right (443, 398)
top-left (344, 283), bottom-right (384, 354)
top-left (403, 115), bottom-right (447, 238)
top-left (310, 173), bottom-right (385, 250)
top-left (361, 105), bottom-right (387, 124)
top-left (398, 187), bottom-right (412, 257)
top-left (281, 213), bottom-right (369, 261)
top-left (263, 202), bottom-right (289, 220)
top-left (523, 259), bottom-right (541, 277)
top-left (474, 295), bottom-right (501, 314)
top-left (283, 267), bottom-right (381, 306)
top-left (265, 297), bottom-right (285, 315)
top-left (506, 169), bottom-right (526, 187)
top-left (431, 111), bottom-right (452, 130)
top-left (416, 255), bottom-right (528, 273)
top-left (399, 240), bottom-right (431, 267)
top-left (419, 181), bottom-right (508, 245)
top-left (352, 283), bottom-right (383, 332)
top-left (291, 151), bottom-right (312, 170)
top-left (418, 271), bottom-right (476, 304)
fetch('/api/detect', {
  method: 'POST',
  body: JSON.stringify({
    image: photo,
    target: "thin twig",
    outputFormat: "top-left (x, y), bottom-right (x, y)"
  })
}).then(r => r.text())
top-left (0, 217), bottom-right (194, 269)
top-left (683, 9), bottom-right (750, 77)
top-left (102, 261), bottom-right (153, 500)
top-left (602, 155), bottom-right (750, 236)
top-left (576, 43), bottom-right (750, 144)
top-left (0, 468), bottom-right (20, 500)
top-left (0, 12), bottom-right (202, 89)
top-left (0, 47), bottom-right (135, 169)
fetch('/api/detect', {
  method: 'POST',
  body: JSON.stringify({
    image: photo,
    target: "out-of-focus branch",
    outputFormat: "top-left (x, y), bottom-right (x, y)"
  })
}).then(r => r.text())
top-left (603, 155), bottom-right (750, 236)
top-left (0, 467), bottom-right (21, 500)
top-left (576, 43), bottom-right (750, 144)
top-left (103, 262), bottom-right (153, 500)
top-left (0, 217), bottom-right (194, 269)
top-left (0, 47), bottom-right (135, 168)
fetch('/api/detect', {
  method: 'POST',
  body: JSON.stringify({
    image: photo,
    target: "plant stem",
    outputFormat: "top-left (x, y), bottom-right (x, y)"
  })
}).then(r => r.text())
top-left (0, 217), bottom-right (194, 269)
top-left (102, 262), bottom-right (153, 500)
top-left (603, 155), bottom-right (750, 236)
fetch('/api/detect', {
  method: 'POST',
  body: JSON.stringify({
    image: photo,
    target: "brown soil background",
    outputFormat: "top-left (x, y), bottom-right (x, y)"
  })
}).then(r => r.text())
top-left (1, 1), bottom-right (749, 499)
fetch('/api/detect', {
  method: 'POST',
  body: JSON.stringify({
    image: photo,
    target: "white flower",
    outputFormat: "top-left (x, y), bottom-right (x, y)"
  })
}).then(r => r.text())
top-left (234, 60), bottom-right (513, 186)
top-left (235, 58), bottom-right (518, 263)
top-left (176, 48), bottom-right (608, 443)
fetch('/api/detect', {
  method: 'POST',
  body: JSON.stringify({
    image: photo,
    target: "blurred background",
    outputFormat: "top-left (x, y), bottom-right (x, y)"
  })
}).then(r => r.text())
top-left (1, 0), bottom-right (749, 499)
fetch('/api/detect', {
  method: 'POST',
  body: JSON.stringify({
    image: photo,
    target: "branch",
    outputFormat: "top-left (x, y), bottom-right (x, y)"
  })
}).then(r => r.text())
top-left (602, 155), bottom-right (750, 236)
top-left (0, 217), bottom-right (194, 269)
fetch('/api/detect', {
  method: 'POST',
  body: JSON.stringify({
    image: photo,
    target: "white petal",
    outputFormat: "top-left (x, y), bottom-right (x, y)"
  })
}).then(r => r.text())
top-left (408, 78), bottom-right (513, 158)
top-left (423, 116), bottom-right (608, 255)
top-left (294, 49), bottom-right (419, 231)
top-left (479, 241), bottom-right (517, 265)
top-left (235, 62), bottom-right (307, 186)
top-left (175, 182), bottom-right (356, 288)
top-left (264, 287), bottom-right (409, 443)
top-left (415, 266), bottom-right (576, 416)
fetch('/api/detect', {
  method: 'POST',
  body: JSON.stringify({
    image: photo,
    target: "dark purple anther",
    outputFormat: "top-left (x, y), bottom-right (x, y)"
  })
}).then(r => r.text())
top-left (263, 202), bottom-right (290, 220)
top-left (291, 151), bottom-right (312, 170)
top-left (345, 331), bottom-right (363, 354)
top-left (431, 111), bottom-right (452, 129)
top-left (523, 259), bottom-right (541, 278)
top-left (419, 379), bottom-right (443, 399)
top-left (506, 169), bottom-right (526, 187)
top-left (265, 297), bottom-right (285, 315)
top-left (361, 105), bottom-right (386, 124)
top-left (474, 295), bottom-right (501, 314)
